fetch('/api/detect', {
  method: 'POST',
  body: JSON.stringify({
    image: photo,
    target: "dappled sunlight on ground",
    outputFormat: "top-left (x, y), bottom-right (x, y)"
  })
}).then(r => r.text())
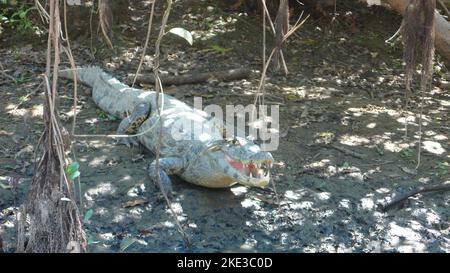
top-left (0, 0), bottom-right (449, 253)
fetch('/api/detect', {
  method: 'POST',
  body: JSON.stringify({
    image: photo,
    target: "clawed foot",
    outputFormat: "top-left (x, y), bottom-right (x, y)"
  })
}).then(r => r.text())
top-left (154, 179), bottom-right (173, 199)
top-left (116, 137), bottom-right (139, 148)
top-left (148, 157), bottom-right (184, 200)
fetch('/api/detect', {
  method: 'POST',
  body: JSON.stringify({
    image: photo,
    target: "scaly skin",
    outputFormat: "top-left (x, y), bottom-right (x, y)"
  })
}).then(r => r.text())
top-left (60, 66), bottom-right (274, 195)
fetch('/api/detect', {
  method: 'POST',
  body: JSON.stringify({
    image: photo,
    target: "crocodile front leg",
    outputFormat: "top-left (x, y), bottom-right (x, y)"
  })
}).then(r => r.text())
top-left (116, 118), bottom-right (140, 147)
top-left (116, 102), bottom-right (151, 147)
top-left (148, 157), bottom-right (184, 197)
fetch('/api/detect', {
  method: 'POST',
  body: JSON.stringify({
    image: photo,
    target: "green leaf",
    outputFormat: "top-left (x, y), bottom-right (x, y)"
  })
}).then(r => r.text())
top-left (69, 170), bottom-right (80, 180)
top-left (19, 11), bottom-right (26, 19)
top-left (120, 237), bottom-right (137, 252)
top-left (168, 27), bottom-right (193, 46)
top-left (66, 162), bottom-right (80, 180)
top-left (66, 162), bottom-right (79, 174)
top-left (84, 209), bottom-right (94, 223)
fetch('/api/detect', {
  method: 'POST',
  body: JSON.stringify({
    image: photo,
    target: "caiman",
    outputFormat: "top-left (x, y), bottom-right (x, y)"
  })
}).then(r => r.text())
top-left (60, 66), bottom-right (273, 196)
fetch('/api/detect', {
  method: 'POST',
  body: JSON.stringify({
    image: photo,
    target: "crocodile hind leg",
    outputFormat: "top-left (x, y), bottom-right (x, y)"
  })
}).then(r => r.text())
top-left (148, 157), bottom-right (184, 197)
top-left (116, 102), bottom-right (151, 147)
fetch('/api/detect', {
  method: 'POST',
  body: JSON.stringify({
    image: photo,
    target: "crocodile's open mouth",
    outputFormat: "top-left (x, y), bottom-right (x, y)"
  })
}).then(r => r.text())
top-left (224, 154), bottom-right (272, 187)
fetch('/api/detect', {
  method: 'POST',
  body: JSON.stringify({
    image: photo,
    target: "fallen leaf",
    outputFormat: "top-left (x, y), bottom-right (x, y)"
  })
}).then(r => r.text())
top-left (131, 154), bottom-right (145, 162)
top-left (285, 93), bottom-right (299, 101)
top-left (190, 92), bottom-right (215, 98)
top-left (120, 237), bottom-right (137, 252)
top-left (0, 130), bottom-right (13, 136)
top-left (400, 167), bottom-right (418, 175)
top-left (300, 107), bottom-right (309, 118)
top-left (122, 198), bottom-right (148, 208)
top-left (138, 229), bottom-right (154, 237)
top-left (253, 194), bottom-right (278, 205)
top-left (0, 183), bottom-right (12, 190)
top-left (280, 127), bottom-right (289, 138)
top-left (211, 44), bottom-right (232, 54)
top-left (302, 38), bottom-right (318, 46)
top-left (168, 27), bottom-right (193, 46)
top-left (15, 145), bottom-right (34, 159)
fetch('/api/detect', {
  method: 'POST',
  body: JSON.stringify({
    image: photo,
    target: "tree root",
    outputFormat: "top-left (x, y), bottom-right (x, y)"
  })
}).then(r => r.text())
top-left (382, 183), bottom-right (450, 212)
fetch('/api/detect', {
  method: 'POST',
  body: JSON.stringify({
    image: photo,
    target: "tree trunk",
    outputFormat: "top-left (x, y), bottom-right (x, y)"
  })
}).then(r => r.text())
top-left (383, 0), bottom-right (450, 62)
top-left (16, 0), bottom-right (86, 253)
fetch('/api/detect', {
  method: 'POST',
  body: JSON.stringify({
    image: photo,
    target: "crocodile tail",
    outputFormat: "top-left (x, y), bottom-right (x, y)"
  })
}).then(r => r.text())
top-left (59, 66), bottom-right (105, 87)
top-left (60, 65), bottom-right (155, 119)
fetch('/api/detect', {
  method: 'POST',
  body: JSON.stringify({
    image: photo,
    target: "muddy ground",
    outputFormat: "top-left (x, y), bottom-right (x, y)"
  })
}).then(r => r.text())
top-left (0, 1), bottom-right (449, 252)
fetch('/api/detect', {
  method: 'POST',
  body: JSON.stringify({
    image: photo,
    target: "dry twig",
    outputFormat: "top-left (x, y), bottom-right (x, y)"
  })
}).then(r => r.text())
top-left (438, 0), bottom-right (450, 18)
top-left (98, 0), bottom-right (114, 49)
top-left (132, 0), bottom-right (156, 87)
top-left (151, 0), bottom-right (190, 247)
top-left (253, 1), bottom-right (308, 207)
top-left (0, 62), bottom-right (17, 83)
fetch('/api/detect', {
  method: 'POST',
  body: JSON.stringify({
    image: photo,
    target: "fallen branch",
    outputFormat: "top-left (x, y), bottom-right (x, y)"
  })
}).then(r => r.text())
top-left (322, 143), bottom-right (368, 159)
top-left (128, 68), bottom-right (251, 86)
top-left (382, 183), bottom-right (450, 212)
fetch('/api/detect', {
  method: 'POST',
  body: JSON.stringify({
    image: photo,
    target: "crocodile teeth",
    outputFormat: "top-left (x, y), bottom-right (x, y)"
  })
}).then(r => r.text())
top-left (258, 169), bottom-right (264, 178)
